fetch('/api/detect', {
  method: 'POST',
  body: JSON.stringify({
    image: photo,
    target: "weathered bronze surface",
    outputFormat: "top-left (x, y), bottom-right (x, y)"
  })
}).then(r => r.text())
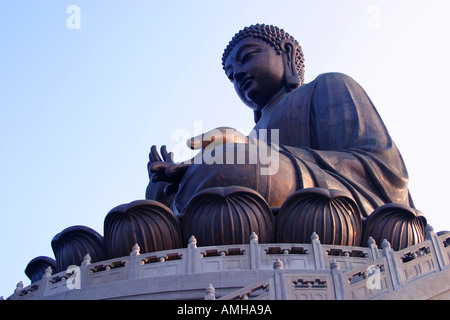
top-left (26, 24), bottom-right (428, 280)
top-left (276, 188), bottom-right (362, 246)
top-left (361, 203), bottom-right (426, 251)
top-left (146, 23), bottom-right (426, 249)
top-left (182, 186), bottom-right (275, 247)
top-left (24, 256), bottom-right (56, 283)
top-left (51, 225), bottom-right (106, 272)
top-left (104, 200), bottom-right (183, 258)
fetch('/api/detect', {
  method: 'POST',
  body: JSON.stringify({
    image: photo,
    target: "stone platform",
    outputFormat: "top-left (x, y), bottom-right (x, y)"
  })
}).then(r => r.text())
top-left (7, 226), bottom-right (450, 300)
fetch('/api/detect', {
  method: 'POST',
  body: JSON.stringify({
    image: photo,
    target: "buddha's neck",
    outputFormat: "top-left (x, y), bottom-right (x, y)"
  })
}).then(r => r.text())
top-left (261, 87), bottom-right (289, 115)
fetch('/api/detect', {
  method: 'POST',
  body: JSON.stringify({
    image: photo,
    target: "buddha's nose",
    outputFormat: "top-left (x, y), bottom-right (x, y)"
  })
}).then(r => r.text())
top-left (234, 66), bottom-right (246, 83)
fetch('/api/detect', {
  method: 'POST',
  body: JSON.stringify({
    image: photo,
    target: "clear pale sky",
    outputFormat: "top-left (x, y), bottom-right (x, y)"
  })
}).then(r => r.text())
top-left (1, 1), bottom-right (449, 297)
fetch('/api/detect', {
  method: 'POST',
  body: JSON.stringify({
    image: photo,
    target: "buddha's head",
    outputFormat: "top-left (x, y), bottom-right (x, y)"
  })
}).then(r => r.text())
top-left (222, 24), bottom-right (305, 119)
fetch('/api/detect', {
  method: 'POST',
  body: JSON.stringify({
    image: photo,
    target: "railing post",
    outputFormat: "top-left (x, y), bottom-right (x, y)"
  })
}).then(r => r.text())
top-left (249, 232), bottom-right (260, 270)
top-left (38, 266), bottom-right (53, 298)
top-left (79, 253), bottom-right (91, 289)
top-left (367, 236), bottom-right (380, 260)
top-left (187, 235), bottom-right (197, 273)
top-left (12, 281), bottom-right (23, 300)
top-left (127, 243), bottom-right (140, 279)
top-left (311, 232), bottom-right (325, 269)
top-left (381, 239), bottom-right (402, 290)
top-left (425, 224), bottom-right (447, 270)
top-left (330, 260), bottom-right (346, 300)
top-left (204, 284), bottom-right (216, 300)
top-left (272, 259), bottom-right (287, 300)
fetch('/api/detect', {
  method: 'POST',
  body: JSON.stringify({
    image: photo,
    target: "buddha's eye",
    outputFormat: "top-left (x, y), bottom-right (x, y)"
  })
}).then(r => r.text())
top-left (241, 50), bottom-right (258, 64)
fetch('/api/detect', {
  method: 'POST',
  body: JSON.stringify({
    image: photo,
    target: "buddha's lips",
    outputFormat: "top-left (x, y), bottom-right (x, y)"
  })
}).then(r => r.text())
top-left (240, 77), bottom-right (253, 90)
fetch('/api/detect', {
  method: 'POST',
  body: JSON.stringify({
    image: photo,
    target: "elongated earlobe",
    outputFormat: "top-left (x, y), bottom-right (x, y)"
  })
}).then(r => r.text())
top-left (280, 39), bottom-right (301, 89)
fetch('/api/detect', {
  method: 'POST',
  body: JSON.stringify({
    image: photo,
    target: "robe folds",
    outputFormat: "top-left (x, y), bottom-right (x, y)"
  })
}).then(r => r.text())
top-left (252, 72), bottom-right (413, 217)
top-left (173, 72), bottom-right (413, 219)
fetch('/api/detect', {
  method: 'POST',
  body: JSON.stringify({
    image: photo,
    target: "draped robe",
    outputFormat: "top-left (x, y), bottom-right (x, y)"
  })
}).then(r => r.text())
top-left (252, 72), bottom-right (413, 217)
top-left (173, 72), bottom-right (413, 218)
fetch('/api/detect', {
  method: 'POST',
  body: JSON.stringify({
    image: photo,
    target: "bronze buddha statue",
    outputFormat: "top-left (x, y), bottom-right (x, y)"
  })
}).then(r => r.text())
top-left (145, 24), bottom-right (426, 250)
top-left (26, 24), bottom-right (428, 280)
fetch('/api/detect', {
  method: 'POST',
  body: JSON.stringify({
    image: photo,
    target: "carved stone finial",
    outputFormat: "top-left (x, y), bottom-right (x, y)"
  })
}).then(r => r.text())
top-left (425, 224), bottom-right (434, 234)
top-left (43, 266), bottom-right (53, 279)
top-left (131, 243), bottom-right (141, 256)
top-left (188, 235), bottom-right (197, 247)
top-left (330, 259), bottom-right (340, 270)
top-left (81, 253), bottom-right (91, 266)
top-left (381, 239), bottom-right (391, 250)
top-left (250, 232), bottom-right (258, 242)
top-left (367, 236), bottom-right (376, 246)
top-left (273, 258), bottom-right (284, 270)
top-left (15, 281), bottom-right (23, 293)
top-left (205, 284), bottom-right (216, 300)
top-left (311, 232), bottom-right (319, 241)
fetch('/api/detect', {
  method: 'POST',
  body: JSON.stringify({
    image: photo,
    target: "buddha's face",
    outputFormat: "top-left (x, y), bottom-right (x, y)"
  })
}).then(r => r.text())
top-left (224, 37), bottom-right (286, 111)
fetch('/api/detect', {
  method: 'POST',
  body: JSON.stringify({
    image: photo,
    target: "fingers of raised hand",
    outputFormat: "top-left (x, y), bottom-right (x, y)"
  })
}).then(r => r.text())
top-left (150, 145), bottom-right (162, 163)
top-left (160, 145), bottom-right (169, 161)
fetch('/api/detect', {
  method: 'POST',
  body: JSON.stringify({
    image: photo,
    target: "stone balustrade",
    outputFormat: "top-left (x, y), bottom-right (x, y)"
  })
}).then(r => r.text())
top-left (7, 227), bottom-right (450, 300)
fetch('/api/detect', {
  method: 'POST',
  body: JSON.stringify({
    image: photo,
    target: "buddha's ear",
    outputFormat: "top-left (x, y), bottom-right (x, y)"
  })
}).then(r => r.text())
top-left (280, 39), bottom-right (301, 89)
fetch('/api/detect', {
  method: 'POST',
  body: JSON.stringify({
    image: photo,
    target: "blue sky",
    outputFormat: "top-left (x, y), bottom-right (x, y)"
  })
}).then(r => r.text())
top-left (1, 1), bottom-right (449, 297)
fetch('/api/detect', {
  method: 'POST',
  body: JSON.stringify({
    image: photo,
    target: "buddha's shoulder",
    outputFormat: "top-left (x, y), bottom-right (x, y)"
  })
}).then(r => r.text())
top-left (313, 72), bottom-right (358, 85)
top-left (290, 73), bottom-right (361, 97)
top-left (284, 73), bottom-right (362, 105)
top-left (314, 72), bottom-right (362, 89)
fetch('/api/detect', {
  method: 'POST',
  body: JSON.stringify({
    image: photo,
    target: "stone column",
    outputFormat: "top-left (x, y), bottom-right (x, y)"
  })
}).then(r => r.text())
top-left (311, 232), bottom-right (325, 269)
top-left (38, 266), bottom-right (53, 298)
top-left (187, 235), bottom-right (197, 273)
top-left (367, 236), bottom-right (380, 260)
top-left (330, 260), bottom-right (346, 300)
top-left (425, 224), bottom-right (448, 270)
top-left (381, 239), bottom-right (401, 290)
top-left (272, 259), bottom-right (287, 300)
top-left (127, 243), bottom-right (140, 279)
top-left (249, 232), bottom-right (260, 270)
